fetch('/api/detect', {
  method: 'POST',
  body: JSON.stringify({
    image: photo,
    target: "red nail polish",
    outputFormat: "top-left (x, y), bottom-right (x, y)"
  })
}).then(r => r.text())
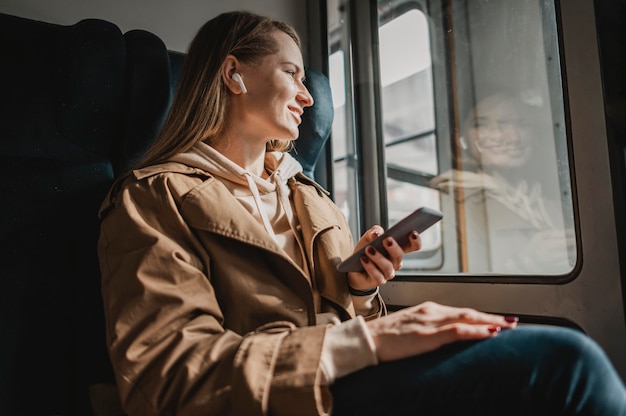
top-left (385, 238), bottom-right (393, 247)
top-left (361, 255), bottom-right (370, 263)
top-left (410, 231), bottom-right (419, 240)
top-left (367, 246), bottom-right (376, 255)
top-left (488, 326), bottom-right (501, 334)
top-left (504, 316), bottom-right (519, 323)
top-left (372, 231), bottom-right (381, 238)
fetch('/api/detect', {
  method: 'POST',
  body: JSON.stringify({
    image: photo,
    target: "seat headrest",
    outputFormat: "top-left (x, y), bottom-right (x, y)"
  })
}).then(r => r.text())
top-left (291, 68), bottom-right (334, 179)
top-left (0, 14), bottom-right (126, 160)
top-left (115, 29), bottom-right (173, 174)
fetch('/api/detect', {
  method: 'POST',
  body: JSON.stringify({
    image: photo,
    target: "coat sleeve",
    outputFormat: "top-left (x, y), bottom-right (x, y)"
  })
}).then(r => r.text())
top-left (98, 177), bottom-right (331, 416)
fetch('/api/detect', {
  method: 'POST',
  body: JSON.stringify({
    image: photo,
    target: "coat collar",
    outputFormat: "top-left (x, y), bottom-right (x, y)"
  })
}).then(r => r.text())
top-left (182, 175), bottom-right (284, 253)
top-left (131, 162), bottom-right (341, 247)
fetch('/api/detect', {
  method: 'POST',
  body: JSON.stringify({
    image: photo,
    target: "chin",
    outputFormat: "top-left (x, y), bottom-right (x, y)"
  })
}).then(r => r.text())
top-left (282, 126), bottom-right (300, 140)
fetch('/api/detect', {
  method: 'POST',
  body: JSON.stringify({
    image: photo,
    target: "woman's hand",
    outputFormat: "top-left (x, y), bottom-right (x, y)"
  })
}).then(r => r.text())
top-left (366, 301), bottom-right (518, 362)
top-left (346, 225), bottom-right (422, 292)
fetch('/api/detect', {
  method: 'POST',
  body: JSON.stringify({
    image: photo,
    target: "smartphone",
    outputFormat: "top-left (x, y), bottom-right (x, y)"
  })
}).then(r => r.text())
top-left (336, 207), bottom-right (443, 273)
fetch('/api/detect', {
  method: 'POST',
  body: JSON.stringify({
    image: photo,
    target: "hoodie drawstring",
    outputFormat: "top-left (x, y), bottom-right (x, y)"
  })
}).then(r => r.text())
top-left (244, 172), bottom-right (278, 241)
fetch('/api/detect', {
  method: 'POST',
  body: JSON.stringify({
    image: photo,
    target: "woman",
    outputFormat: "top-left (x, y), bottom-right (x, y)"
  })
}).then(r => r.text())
top-left (98, 11), bottom-right (626, 416)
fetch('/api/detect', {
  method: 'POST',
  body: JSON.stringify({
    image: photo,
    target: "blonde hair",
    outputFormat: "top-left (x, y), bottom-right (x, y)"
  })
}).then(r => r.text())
top-left (140, 11), bottom-right (300, 166)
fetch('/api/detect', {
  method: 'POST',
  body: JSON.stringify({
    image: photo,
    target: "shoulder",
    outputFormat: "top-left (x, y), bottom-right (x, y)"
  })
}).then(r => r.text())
top-left (99, 162), bottom-right (214, 219)
top-left (292, 172), bottom-right (331, 196)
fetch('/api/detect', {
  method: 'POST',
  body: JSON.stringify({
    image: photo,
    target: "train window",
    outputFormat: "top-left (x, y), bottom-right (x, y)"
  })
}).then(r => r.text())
top-left (328, 0), bottom-right (576, 278)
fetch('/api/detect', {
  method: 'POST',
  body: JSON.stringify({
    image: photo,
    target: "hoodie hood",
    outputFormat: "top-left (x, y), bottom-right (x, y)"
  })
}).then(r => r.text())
top-left (170, 141), bottom-right (307, 270)
top-left (171, 141), bottom-right (302, 194)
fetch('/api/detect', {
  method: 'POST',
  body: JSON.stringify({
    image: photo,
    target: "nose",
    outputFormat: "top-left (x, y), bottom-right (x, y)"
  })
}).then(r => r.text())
top-left (297, 84), bottom-right (314, 108)
top-left (498, 122), bottom-right (521, 144)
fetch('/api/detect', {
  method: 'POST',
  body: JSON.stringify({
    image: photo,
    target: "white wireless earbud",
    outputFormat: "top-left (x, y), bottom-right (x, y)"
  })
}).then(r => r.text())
top-left (232, 73), bottom-right (247, 94)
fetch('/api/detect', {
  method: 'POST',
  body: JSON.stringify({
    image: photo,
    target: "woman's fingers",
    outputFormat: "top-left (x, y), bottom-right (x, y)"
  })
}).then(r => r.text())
top-left (349, 227), bottom-right (423, 291)
top-left (437, 322), bottom-right (502, 343)
top-left (359, 248), bottom-right (396, 286)
top-left (356, 227), bottom-right (422, 272)
top-left (407, 302), bottom-right (518, 329)
top-left (367, 301), bottom-right (519, 362)
top-left (354, 225), bottom-right (384, 251)
top-left (404, 231), bottom-right (422, 253)
top-left (364, 237), bottom-right (403, 271)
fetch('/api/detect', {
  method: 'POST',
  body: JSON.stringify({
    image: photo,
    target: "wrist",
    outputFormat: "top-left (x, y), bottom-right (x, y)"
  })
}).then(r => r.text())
top-left (348, 286), bottom-right (378, 296)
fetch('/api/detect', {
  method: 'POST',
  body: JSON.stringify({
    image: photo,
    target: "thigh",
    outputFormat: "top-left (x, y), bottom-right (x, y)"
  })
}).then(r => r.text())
top-left (330, 325), bottom-right (626, 416)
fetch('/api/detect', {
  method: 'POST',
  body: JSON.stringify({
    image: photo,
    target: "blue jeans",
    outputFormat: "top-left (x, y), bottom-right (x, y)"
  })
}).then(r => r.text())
top-left (331, 326), bottom-right (626, 415)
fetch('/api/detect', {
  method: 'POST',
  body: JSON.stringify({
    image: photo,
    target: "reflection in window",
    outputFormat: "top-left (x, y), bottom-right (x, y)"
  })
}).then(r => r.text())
top-left (432, 91), bottom-right (574, 274)
top-left (430, 0), bottom-right (576, 275)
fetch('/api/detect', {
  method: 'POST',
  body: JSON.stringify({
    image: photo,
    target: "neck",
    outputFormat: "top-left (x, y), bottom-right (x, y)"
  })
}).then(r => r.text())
top-left (211, 134), bottom-right (268, 178)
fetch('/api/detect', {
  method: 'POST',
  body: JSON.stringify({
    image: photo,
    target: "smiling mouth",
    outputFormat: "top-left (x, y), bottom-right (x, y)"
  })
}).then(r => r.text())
top-left (289, 108), bottom-right (302, 124)
top-left (488, 145), bottom-right (528, 157)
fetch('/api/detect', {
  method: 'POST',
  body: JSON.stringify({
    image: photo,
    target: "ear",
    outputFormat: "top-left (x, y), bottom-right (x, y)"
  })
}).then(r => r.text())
top-left (222, 55), bottom-right (245, 95)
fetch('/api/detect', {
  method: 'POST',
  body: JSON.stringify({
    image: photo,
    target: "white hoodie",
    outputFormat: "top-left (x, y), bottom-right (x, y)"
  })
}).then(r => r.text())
top-left (170, 142), bottom-right (378, 383)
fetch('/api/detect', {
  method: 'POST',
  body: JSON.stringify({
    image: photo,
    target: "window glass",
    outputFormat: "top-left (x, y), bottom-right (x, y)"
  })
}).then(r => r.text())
top-left (433, 0), bottom-right (576, 275)
top-left (378, 7), bottom-right (442, 269)
top-left (329, 48), bottom-right (360, 232)
top-left (328, 0), bottom-right (576, 277)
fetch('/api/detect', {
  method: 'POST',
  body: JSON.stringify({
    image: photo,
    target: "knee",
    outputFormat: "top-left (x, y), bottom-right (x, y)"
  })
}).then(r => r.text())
top-left (523, 326), bottom-right (594, 357)
top-left (517, 326), bottom-right (613, 381)
top-left (516, 326), bottom-right (626, 414)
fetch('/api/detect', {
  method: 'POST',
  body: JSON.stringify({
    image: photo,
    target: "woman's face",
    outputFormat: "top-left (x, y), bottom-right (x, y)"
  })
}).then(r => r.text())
top-left (237, 30), bottom-right (314, 143)
top-left (465, 94), bottom-right (534, 169)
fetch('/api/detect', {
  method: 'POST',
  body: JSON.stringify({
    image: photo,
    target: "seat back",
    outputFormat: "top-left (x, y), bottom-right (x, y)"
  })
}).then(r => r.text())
top-left (0, 13), bottom-right (173, 415)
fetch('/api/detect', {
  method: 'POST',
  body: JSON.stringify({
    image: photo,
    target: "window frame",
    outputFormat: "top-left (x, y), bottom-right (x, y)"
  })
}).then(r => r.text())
top-left (327, 0), bottom-right (580, 283)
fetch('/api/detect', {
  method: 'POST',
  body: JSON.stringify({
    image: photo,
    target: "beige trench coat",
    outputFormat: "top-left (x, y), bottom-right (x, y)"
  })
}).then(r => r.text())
top-left (98, 162), bottom-right (383, 416)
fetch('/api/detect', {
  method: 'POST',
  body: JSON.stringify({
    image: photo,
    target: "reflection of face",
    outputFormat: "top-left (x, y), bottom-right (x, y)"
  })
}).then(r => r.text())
top-left (239, 31), bottom-right (314, 142)
top-left (465, 94), bottom-right (533, 168)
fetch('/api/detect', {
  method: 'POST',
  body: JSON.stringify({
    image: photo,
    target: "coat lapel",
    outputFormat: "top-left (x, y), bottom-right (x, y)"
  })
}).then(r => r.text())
top-left (180, 177), bottom-right (285, 253)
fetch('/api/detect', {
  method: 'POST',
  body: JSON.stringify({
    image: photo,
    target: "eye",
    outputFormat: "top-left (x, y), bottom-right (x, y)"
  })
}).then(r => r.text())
top-left (286, 70), bottom-right (296, 77)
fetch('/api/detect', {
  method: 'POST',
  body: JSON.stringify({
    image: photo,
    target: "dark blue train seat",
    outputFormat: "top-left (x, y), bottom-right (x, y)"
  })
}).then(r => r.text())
top-left (0, 13), bottom-right (174, 415)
